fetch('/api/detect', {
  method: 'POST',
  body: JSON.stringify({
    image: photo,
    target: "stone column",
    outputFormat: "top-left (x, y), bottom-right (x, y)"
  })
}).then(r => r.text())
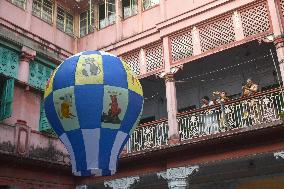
top-left (273, 37), bottom-right (284, 84)
top-left (104, 176), bottom-right (140, 189)
top-left (157, 166), bottom-right (199, 189)
top-left (165, 73), bottom-right (179, 144)
top-left (163, 37), bottom-right (180, 144)
top-left (18, 46), bottom-right (36, 83)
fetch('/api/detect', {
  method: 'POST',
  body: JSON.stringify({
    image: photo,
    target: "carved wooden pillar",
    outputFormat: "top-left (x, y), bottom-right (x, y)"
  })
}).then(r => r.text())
top-left (18, 46), bottom-right (36, 83)
top-left (104, 176), bottom-right (140, 189)
top-left (157, 166), bottom-right (199, 189)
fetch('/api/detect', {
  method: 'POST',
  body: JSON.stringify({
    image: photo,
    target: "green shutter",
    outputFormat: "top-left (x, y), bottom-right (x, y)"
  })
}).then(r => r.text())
top-left (39, 99), bottom-right (56, 136)
top-left (29, 60), bottom-right (53, 90)
top-left (0, 78), bottom-right (14, 120)
top-left (0, 46), bottom-right (19, 79)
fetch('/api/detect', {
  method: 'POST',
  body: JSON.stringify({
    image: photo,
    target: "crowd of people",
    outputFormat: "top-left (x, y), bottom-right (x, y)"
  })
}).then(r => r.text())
top-left (201, 78), bottom-right (259, 108)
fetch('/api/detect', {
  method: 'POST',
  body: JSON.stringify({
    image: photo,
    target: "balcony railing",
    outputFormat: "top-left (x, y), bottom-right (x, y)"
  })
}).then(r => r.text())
top-left (126, 88), bottom-right (284, 154)
top-left (127, 119), bottom-right (169, 153)
top-left (178, 88), bottom-right (284, 141)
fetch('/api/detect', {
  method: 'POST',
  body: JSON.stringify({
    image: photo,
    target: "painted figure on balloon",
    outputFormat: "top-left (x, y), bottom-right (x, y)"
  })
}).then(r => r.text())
top-left (82, 57), bottom-right (101, 77)
top-left (102, 92), bottom-right (122, 124)
top-left (59, 94), bottom-right (76, 119)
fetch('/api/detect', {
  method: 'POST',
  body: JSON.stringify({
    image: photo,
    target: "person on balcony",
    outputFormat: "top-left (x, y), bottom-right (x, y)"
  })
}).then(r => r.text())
top-left (242, 78), bottom-right (259, 97)
top-left (213, 91), bottom-right (229, 131)
top-left (201, 96), bottom-right (217, 135)
top-left (201, 96), bottom-right (214, 108)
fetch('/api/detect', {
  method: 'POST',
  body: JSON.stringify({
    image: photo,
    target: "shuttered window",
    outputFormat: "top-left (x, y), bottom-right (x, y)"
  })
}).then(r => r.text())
top-left (39, 98), bottom-right (56, 136)
top-left (0, 78), bottom-right (14, 120)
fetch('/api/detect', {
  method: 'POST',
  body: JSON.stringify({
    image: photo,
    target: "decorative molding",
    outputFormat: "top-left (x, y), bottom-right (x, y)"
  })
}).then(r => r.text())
top-left (104, 176), bottom-right (140, 189)
top-left (157, 165), bottom-right (199, 189)
top-left (274, 151), bottom-right (284, 159)
top-left (20, 52), bottom-right (35, 62)
top-left (165, 73), bottom-right (175, 82)
top-left (20, 46), bottom-right (36, 62)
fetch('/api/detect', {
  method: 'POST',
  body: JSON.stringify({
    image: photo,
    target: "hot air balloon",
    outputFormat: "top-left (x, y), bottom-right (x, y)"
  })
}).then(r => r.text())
top-left (44, 51), bottom-right (143, 176)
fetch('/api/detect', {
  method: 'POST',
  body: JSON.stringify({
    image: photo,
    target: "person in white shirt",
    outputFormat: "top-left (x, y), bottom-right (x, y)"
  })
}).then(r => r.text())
top-left (201, 96), bottom-right (214, 108)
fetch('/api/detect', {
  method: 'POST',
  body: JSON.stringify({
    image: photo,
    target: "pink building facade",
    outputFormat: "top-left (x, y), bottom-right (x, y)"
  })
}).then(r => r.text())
top-left (1, 0), bottom-right (284, 188)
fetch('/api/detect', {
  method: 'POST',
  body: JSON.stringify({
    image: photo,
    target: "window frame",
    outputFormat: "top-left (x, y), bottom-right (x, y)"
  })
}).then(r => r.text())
top-left (142, 0), bottom-right (159, 11)
top-left (79, 7), bottom-right (95, 37)
top-left (32, 0), bottom-right (54, 24)
top-left (9, 0), bottom-right (27, 10)
top-left (56, 5), bottom-right (74, 35)
top-left (122, 0), bottom-right (138, 19)
top-left (98, 0), bottom-right (116, 29)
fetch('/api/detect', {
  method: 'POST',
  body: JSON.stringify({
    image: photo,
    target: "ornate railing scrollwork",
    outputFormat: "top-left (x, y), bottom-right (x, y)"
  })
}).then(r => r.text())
top-left (127, 120), bottom-right (169, 153)
top-left (178, 88), bottom-right (284, 141)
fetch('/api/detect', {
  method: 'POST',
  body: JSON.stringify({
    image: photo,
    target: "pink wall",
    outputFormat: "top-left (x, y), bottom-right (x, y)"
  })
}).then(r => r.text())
top-left (141, 6), bottom-right (161, 31)
top-left (122, 15), bottom-right (140, 39)
top-left (165, 0), bottom-right (216, 20)
top-left (78, 25), bottom-right (118, 51)
top-left (0, 0), bottom-right (74, 53)
top-left (3, 84), bottom-right (42, 131)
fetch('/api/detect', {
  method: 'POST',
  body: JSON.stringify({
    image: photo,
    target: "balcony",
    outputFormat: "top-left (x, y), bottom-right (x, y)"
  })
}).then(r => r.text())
top-left (125, 88), bottom-right (284, 154)
top-left (0, 123), bottom-right (70, 166)
top-left (0, 88), bottom-right (283, 164)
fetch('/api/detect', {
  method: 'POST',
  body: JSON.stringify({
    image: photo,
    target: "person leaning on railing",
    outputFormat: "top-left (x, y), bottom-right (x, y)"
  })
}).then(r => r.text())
top-left (241, 78), bottom-right (261, 126)
top-left (213, 91), bottom-right (229, 130)
top-left (242, 78), bottom-right (259, 97)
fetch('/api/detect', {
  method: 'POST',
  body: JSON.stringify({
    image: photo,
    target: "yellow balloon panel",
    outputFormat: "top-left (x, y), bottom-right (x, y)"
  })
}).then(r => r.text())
top-left (44, 66), bottom-right (60, 98)
top-left (75, 55), bottom-right (104, 85)
top-left (122, 61), bottom-right (143, 96)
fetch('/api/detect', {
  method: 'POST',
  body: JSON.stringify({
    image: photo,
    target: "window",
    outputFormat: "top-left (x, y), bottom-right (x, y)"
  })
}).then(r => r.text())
top-left (139, 116), bottom-right (155, 125)
top-left (0, 78), bottom-right (14, 121)
top-left (99, 0), bottom-right (116, 29)
top-left (143, 0), bottom-right (159, 10)
top-left (122, 0), bottom-right (137, 19)
top-left (57, 6), bottom-right (74, 35)
top-left (39, 98), bottom-right (56, 136)
top-left (9, 0), bottom-right (26, 9)
top-left (79, 8), bottom-right (94, 37)
top-left (32, 0), bottom-right (53, 24)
